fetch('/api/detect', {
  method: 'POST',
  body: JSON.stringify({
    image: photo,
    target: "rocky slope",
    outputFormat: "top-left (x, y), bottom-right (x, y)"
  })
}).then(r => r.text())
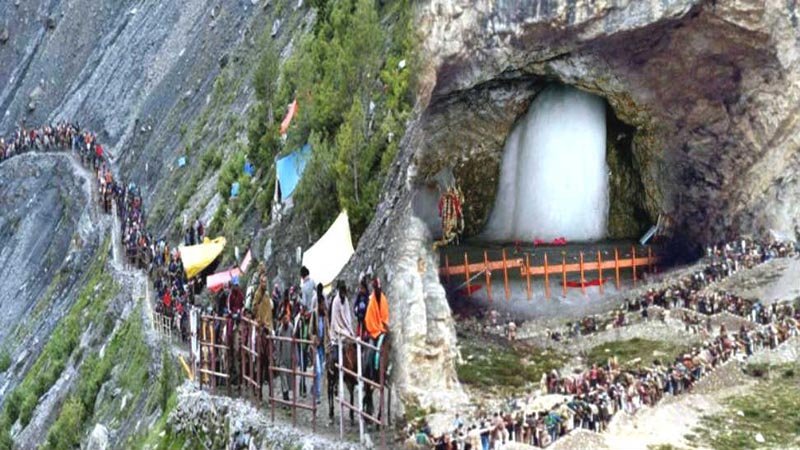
top-left (0, 153), bottom-right (101, 402)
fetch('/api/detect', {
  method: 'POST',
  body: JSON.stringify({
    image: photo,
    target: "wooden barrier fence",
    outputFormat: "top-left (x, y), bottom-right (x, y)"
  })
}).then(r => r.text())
top-left (265, 334), bottom-right (318, 432)
top-left (239, 316), bottom-right (261, 402)
top-left (440, 246), bottom-right (658, 300)
top-left (336, 335), bottom-right (387, 448)
top-left (198, 315), bottom-right (234, 395)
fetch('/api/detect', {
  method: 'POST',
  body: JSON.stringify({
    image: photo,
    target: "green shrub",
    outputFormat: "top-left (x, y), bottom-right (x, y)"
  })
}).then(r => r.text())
top-left (159, 349), bottom-right (173, 412)
top-left (243, 0), bottom-right (416, 240)
top-left (1, 242), bottom-right (117, 439)
top-left (4, 390), bottom-right (22, 424)
top-left (200, 149), bottom-right (223, 173)
top-left (43, 397), bottom-right (83, 450)
top-left (217, 151), bottom-right (246, 201)
top-left (0, 352), bottom-right (10, 373)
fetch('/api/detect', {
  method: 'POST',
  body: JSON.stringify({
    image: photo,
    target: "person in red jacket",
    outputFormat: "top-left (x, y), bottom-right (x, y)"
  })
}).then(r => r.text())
top-left (227, 275), bottom-right (245, 315)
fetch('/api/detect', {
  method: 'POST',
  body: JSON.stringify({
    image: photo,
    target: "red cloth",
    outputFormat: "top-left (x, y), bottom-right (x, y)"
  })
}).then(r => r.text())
top-left (228, 286), bottom-right (245, 314)
top-left (534, 237), bottom-right (568, 247)
top-left (437, 191), bottom-right (462, 217)
top-left (456, 284), bottom-right (482, 297)
top-left (95, 144), bottom-right (103, 157)
top-left (565, 278), bottom-right (606, 288)
top-left (163, 290), bottom-right (172, 309)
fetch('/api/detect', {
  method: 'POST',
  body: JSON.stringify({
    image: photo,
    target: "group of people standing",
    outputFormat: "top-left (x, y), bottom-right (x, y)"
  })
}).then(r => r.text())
top-left (241, 264), bottom-right (390, 404)
top-left (425, 238), bottom-right (799, 450)
top-left (0, 122), bottom-right (80, 160)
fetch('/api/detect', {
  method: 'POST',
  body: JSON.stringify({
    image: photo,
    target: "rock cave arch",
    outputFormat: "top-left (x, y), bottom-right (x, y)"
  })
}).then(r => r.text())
top-left (412, 79), bottom-right (655, 247)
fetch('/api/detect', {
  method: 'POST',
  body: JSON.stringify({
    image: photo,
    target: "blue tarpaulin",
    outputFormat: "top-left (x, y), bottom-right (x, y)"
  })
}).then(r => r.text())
top-left (243, 161), bottom-right (255, 177)
top-left (231, 182), bottom-right (240, 198)
top-left (275, 144), bottom-right (311, 201)
top-left (178, 156), bottom-right (187, 167)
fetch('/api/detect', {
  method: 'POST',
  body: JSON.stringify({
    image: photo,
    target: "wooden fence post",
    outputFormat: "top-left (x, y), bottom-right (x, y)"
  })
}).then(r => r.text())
top-left (579, 252), bottom-right (586, 296)
top-left (562, 254), bottom-right (567, 297)
top-left (502, 249), bottom-right (510, 301)
top-left (597, 250), bottom-right (604, 294)
top-left (484, 251), bottom-right (492, 303)
top-left (632, 246), bottom-right (637, 286)
top-left (614, 248), bottom-right (621, 289)
top-left (464, 252), bottom-right (471, 296)
top-left (292, 337), bottom-right (297, 428)
top-left (525, 253), bottom-right (532, 301)
top-left (544, 252), bottom-right (551, 299)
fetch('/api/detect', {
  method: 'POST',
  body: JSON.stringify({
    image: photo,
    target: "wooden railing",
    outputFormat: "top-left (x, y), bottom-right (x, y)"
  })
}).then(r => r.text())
top-left (440, 246), bottom-right (658, 300)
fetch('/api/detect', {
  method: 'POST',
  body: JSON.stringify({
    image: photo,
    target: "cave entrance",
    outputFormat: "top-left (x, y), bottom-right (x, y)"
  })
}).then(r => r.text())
top-left (470, 82), bottom-right (651, 245)
top-left (424, 83), bottom-right (658, 314)
top-left (483, 85), bottom-right (609, 242)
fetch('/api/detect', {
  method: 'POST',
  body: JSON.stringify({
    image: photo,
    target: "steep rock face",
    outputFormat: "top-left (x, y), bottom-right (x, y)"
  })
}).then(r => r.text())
top-left (352, 0), bottom-right (800, 409)
top-left (0, 0), bottom-right (268, 220)
top-left (0, 153), bottom-right (101, 401)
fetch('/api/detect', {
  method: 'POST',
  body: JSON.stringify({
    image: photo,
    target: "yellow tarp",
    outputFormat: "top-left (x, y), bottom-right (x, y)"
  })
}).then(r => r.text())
top-left (302, 211), bottom-right (354, 289)
top-left (179, 237), bottom-right (227, 279)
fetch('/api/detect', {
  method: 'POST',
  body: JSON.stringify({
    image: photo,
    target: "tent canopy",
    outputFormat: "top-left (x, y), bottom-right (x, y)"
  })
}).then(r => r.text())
top-left (302, 211), bottom-right (354, 289)
top-left (179, 237), bottom-right (227, 279)
top-left (206, 250), bottom-right (252, 293)
top-left (275, 144), bottom-right (311, 201)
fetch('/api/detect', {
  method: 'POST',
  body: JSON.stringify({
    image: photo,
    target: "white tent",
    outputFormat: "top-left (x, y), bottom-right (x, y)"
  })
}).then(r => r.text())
top-left (302, 211), bottom-right (355, 289)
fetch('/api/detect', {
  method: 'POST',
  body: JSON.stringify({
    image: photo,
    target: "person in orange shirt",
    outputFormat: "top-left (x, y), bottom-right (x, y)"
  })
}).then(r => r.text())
top-left (365, 278), bottom-right (389, 340)
top-left (364, 278), bottom-right (389, 380)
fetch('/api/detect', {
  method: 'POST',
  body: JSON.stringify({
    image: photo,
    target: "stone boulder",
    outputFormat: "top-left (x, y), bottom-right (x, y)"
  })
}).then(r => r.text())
top-left (86, 424), bottom-right (109, 450)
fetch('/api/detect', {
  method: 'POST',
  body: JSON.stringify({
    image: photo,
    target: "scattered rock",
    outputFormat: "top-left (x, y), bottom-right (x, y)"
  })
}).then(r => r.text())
top-left (271, 19), bottom-right (281, 37)
top-left (219, 54), bottom-right (229, 68)
top-left (0, 28), bottom-right (9, 44)
top-left (86, 424), bottom-right (109, 450)
top-left (755, 432), bottom-right (765, 443)
top-left (45, 16), bottom-right (57, 30)
top-left (29, 86), bottom-right (44, 102)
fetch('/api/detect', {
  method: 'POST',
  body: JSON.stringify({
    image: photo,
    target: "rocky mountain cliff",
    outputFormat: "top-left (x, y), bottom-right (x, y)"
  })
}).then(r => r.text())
top-left (0, 154), bottom-right (101, 399)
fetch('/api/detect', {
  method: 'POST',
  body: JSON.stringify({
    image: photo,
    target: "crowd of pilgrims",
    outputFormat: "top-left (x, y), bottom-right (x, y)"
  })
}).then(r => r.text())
top-left (0, 122), bottom-right (106, 167)
top-left (1, 122), bottom-right (392, 408)
top-left (418, 239), bottom-right (799, 450)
